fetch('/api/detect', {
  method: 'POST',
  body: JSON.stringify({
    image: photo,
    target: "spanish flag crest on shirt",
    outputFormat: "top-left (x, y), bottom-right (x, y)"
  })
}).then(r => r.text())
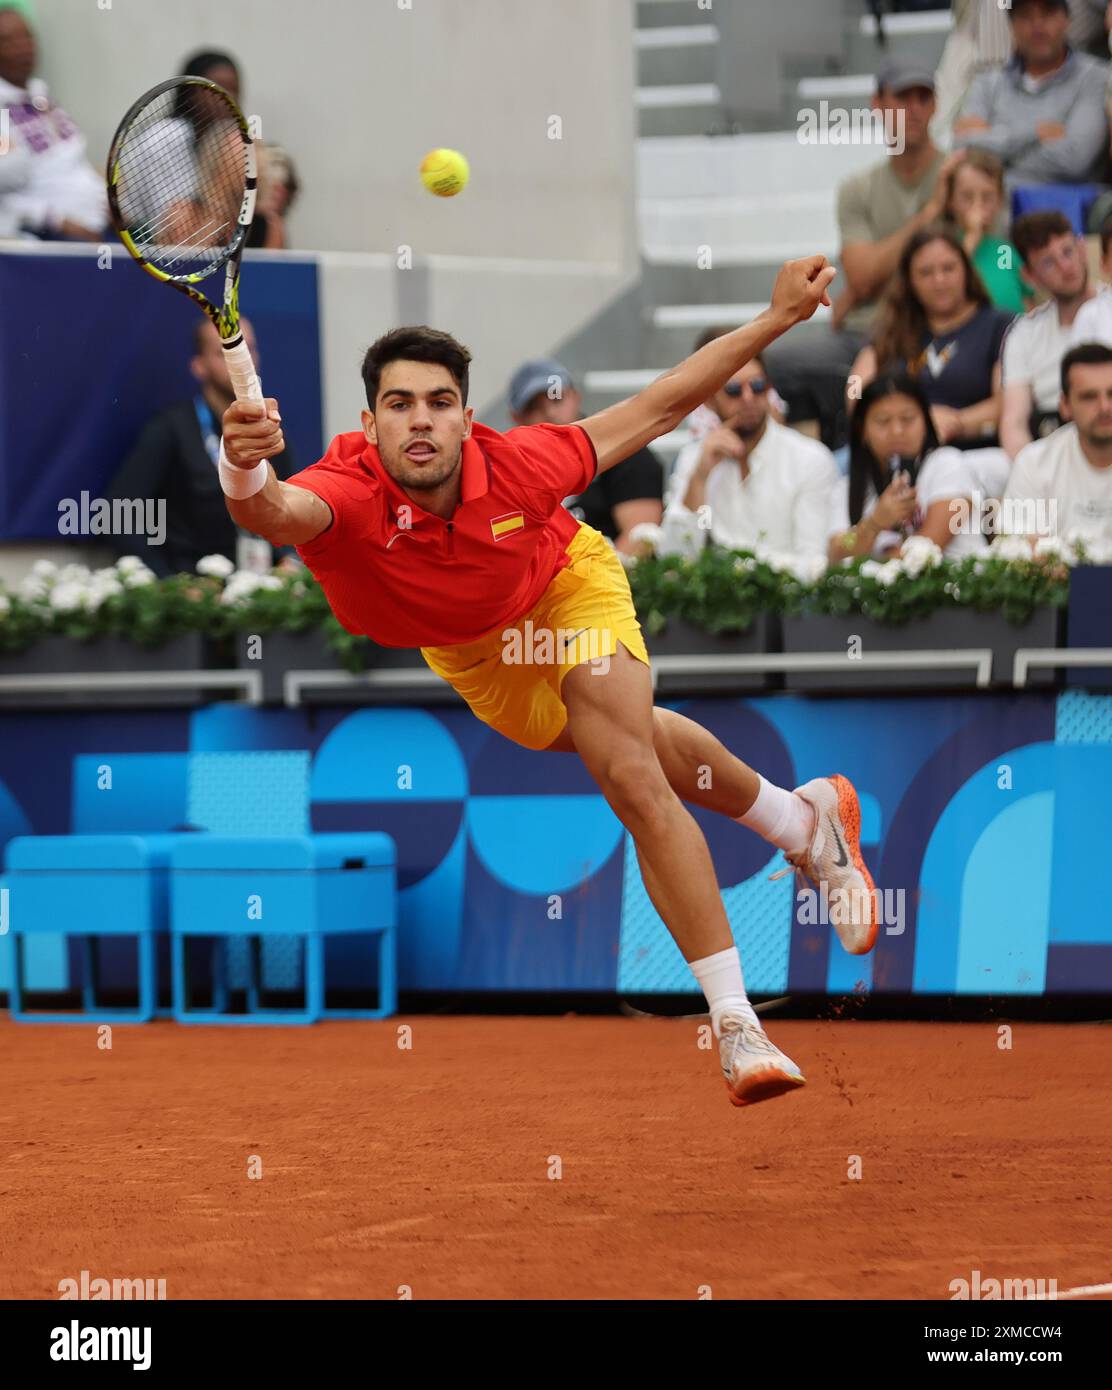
top-left (489, 511), bottom-right (525, 541)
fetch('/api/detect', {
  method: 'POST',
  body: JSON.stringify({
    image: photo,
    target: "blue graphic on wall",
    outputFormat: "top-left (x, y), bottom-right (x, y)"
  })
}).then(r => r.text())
top-left (1, 690), bottom-right (1108, 996)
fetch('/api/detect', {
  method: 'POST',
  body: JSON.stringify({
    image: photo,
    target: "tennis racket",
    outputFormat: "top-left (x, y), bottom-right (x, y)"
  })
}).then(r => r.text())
top-left (105, 76), bottom-right (263, 409)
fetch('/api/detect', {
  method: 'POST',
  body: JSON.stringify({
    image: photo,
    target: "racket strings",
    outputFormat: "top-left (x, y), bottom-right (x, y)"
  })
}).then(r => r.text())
top-left (112, 84), bottom-right (247, 276)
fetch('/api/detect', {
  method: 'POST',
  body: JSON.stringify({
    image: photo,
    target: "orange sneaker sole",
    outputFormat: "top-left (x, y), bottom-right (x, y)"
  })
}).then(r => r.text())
top-left (828, 773), bottom-right (879, 956)
top-left (726, 1068), bottom-right (807, 1108)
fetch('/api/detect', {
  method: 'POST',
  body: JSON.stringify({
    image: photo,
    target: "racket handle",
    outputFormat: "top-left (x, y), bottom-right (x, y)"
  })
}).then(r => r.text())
top-left (223, 335), bottom-right (265, 405)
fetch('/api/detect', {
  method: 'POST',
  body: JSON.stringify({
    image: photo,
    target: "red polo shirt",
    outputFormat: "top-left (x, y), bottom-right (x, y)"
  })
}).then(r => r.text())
top-left (286, 421), bottom-right (598, 647)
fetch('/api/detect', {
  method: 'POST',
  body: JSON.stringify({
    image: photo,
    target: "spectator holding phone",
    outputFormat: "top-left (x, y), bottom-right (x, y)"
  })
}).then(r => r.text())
top-left (828, 373), bottom-right (988, 562)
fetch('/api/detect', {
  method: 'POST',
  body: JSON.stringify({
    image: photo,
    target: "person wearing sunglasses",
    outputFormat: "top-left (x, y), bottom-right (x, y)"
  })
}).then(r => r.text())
top-left (658, 353), bottom-right (839, 567)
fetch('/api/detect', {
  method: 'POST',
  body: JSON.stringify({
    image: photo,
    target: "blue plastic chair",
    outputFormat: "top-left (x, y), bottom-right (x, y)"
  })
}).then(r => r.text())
top-left (169, 833), bottom-right (397, 1024)
top-left (4, 834), bottom-right (178, 1023)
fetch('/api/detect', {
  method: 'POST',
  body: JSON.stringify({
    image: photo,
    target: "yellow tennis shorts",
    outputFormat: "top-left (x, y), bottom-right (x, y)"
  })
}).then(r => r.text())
top-left (421, 522), bottom-right (650, 751)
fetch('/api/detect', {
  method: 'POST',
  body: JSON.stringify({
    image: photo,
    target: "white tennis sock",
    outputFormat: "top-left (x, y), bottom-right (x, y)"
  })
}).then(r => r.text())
top-left (737, 775), bottom-right (815, 855)
top-left (689, 946), bottom-right (759, 1037)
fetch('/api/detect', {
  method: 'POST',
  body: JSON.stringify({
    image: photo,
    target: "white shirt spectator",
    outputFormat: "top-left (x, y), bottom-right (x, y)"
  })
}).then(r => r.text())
top-left (827, 447), bottom-right (988, 559)
top-left (1004, 423), bottom-right (1112, 548)
top-left (0, 131), bottom-right (32, 238)
top-left (1069, 286), bottom-right (1112, 347)
top-left (1001, 299), bottom-right (1074, 414)
top-left (0, 75), bottom-right (106, 235)
top-left (659, 418), bottom-right (837, 565)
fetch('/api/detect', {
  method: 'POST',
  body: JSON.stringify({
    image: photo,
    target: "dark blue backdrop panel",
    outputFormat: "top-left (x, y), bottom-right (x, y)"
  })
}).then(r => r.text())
top-left (0, 249), bottom-right (322, 540)
top-left (0, 692), bottom-right (1108, 996)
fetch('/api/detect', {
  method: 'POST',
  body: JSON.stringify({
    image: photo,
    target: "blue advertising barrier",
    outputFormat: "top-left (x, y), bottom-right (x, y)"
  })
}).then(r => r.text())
top-left (1, 689), bottom-right (1109, 999)
top-left (0, 248), bottom-right (323, 540)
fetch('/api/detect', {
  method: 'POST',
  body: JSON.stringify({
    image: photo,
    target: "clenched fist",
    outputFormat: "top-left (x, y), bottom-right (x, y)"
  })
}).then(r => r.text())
top-left (770, 255), bottom-right (837, 327)
top-left (222, 397), bottom-right (285, 468)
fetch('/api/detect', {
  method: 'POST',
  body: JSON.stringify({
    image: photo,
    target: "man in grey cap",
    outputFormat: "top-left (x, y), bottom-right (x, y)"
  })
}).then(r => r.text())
top-left (954, 0), bottom-right (1108, 186)
top-left (764, 56), bottom-right (956, 448)
top-left (508, 357), bottom-right (662, 554)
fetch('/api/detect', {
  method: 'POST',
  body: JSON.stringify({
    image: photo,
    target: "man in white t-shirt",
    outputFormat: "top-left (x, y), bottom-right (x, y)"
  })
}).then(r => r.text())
top-left (1003, 342), bottom-right (1112, 552)
top-left (999, 210), bottom-right (1097, 459)
top-left (1068, 219), bottom-right (1112, 344)
top-left (659, 355), bottom-right (838, 567)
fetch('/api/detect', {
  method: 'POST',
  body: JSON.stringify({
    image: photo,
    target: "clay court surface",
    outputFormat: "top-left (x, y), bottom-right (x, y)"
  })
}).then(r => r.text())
top-left (1, 1016), bottom-right (1109, 1301)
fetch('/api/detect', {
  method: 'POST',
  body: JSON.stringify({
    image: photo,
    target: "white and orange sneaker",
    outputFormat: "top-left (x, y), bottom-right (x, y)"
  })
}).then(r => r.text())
top-left (772, 773), bottom-right (878, 956)
top-left (718, 1014), bottom-right (806, 1108)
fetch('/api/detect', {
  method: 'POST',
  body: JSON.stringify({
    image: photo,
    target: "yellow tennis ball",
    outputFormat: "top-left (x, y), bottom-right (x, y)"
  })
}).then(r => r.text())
top-left (420, 148), bottom-right (469, 198)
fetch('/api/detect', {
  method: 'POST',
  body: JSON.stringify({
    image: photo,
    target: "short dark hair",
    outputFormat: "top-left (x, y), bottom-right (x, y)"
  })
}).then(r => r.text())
top-left (1007, 0), bottom-right (1069, 19)
top-left (180, 49), bottom-right (240, 82)
top-left (693, 324), bottom-right (766, 373)
top-left (1012, 210), bottom-right (1074, 266)
top-left (1099, 215), bottom-right (1112, 260)
top-left (1061, 342), bottom-right (1112, 395)
top-left (361, 326), bottom-right (472, 410)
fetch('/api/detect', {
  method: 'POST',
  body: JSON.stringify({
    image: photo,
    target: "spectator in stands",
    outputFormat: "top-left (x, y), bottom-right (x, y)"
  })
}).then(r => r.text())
top-left (1067, 0), bottom-right (1112, 58)
top-left (1003, 341), bottom-right (1112, 549)
top-left (177, 48), bottom-right (293, 249)
top-left (932, 1), bottom-right (1014, 147)
top-left (0, 5), bottom-right (108, 239)
top-left (1000, 210), bottom-right (1098, 456)
top-left (1069, 215), bottom-right (1112, 340)
top-left (765, 59), bottom-right (954, 451)
top-left (943, 149), bottom-right (1033, 311)
top-left (507, 359), bottom-right (663, 555)
top-left (848, 226), bottom-right (1013, 448)
top-left (828, 372), bottom-right (988, 562)
top-left (953, 0), bottom-right (1109, 186)
top-left (659, 355), bottom-right (838, 566)
top-left (106, 318), bottom-right (297, 576)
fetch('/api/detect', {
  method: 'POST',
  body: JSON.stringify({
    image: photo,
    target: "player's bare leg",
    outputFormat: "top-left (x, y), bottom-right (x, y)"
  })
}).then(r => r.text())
top-left (559, 645), bottom-right (806, 1106)
top-left (547, 697), bottom-right (877, 957)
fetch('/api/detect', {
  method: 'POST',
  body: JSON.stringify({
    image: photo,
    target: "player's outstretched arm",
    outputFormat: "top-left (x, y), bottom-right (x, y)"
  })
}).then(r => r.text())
top-left (578, 255), bottom-right (837, 474)
top-left (221, 399), bottom-right (334, 546)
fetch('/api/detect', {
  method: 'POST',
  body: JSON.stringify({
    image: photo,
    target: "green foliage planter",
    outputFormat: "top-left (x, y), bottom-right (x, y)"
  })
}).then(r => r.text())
top-left (783, 546), bottom-right (1068, 691)
top-left (232, 628), bottom-right (431, 704)
top-left (0, 544), bottom-right (1076, 706)
top-left (645, 614), bottom-right (781, 695)
top-left (781, 608), bottom-right (1061, 692)
top-left (0, 632), bottom-right (211, 708)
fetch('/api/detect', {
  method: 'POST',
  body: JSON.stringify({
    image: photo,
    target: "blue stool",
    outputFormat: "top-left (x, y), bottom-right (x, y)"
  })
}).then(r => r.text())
top-left (169, 833), bottom-right (397, 1024)
top-left (4, 834), bottom-right (177, 1023)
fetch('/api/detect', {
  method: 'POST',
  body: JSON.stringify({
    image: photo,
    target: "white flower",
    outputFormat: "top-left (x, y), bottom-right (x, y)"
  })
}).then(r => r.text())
top-left (859, 560), bottom-right (882, 579)
top-left (1033, 535), bottom-right (1075, 565)
top-left (990, 534), bottom-right (1033, 563)
top-left (30, 559), bottom-right (58, 581)
top-left (899, 535), bottom-right (944, 576)
top-left (17, 576), bottom-right (50, 603)
top-left (874, 560), bottom-right (902, 587)
top-left (628, 522), bottom-right (664, 552)
top-left (49, 581), bottom-right (89, 612)
top-left (122, 568), bottom-right (155, 587)
top-left (196, 553), bottom-right (235, 579)
top-left (220, 572), bottom-right (266, 605)
top-left (88, 571), bottom-right (124, 598)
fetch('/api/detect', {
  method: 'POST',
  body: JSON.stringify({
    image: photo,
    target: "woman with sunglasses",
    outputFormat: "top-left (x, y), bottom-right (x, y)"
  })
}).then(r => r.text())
top-left (660, 355), bottom-right (838, 565)
top-left (847, 224), bottom-right (1014, 450)
top-left (828, 372), bottom-right (988, 564)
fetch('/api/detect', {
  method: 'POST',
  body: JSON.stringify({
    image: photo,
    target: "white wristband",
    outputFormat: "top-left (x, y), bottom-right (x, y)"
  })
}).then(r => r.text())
top-left (218, 441), bottom-right (269, 499)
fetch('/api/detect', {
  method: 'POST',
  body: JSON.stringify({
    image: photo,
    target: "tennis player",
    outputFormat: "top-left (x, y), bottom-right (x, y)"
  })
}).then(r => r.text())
top-left (220, 254), bottom-right (878, 1108)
